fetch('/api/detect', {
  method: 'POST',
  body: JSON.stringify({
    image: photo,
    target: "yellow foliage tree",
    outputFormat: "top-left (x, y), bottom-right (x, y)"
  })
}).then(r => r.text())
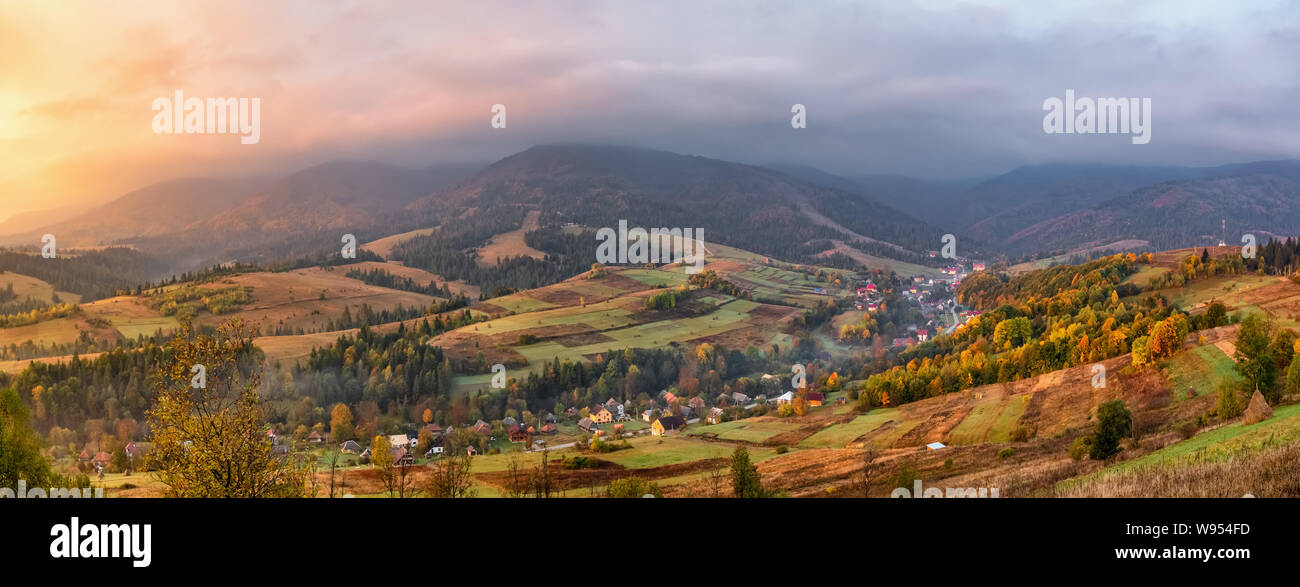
top-left (147, 320), bottom-right (309, 497)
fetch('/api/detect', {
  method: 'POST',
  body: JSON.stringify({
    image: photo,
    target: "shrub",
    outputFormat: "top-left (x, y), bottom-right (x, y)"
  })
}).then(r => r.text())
top-left (607, 477), bottom-right (662, 498)
top-left (561, 455), bottom-right (600, 469)
top-left (997, 447), bottom-right (1015, 459)
top-left (1070, 436), bottom-right (1093, 461)
top-left (891, 462), bottom-right (919, 490)
top-left (1216, 380), bottom-right (1245, 419)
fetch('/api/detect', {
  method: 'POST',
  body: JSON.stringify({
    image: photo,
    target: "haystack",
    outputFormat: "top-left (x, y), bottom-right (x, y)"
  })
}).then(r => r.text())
top-left (1243, 390), bottom-right (1273, 425)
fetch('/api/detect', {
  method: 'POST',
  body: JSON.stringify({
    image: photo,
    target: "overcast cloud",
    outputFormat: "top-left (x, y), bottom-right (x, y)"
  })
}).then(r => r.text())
top-left (3, 0), bottom-right (1300, 216)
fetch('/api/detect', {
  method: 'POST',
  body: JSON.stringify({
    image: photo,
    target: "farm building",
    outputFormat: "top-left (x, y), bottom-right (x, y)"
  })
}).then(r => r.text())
top-left (391, 446), bottom-right (414, 467)
top-left (652, 416), bottom-right (686, 436)
top-left (590, 406), bottom-right (614, 424)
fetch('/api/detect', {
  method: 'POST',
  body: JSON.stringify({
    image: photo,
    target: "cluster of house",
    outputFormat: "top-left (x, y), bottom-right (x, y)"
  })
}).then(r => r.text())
top-left (576, 395), bottom-right (692, 438)
top-left (853, 282), bottom-right (879, 312)
top-left (322, 375), bottom-right (855, 468)
top-left (573, 387), bottom-right (799, 440)
top-left (76, 441), bottom-right (144, 473)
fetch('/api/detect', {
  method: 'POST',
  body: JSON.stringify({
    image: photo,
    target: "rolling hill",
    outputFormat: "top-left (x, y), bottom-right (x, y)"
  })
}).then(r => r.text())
top-left (404, 144), bottom-right (945, 269)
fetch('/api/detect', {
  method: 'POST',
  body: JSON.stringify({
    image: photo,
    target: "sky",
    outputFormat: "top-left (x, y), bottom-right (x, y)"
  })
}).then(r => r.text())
top-left (2, 0), bottom-right (1300, 221)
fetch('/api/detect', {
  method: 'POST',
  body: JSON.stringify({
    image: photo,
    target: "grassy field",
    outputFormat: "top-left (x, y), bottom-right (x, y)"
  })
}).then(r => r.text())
top-left (0, 317), bottom-right (84, 346)
top-left (0, 271), bottom-right (82, 304)
top-left (1161, 344), bottom-right (1240, 399)
top-left (689, 418), bottom-right (801, 443)
top-left (986, 395), bottom-right (1030, 442)
top-left (947, 392), bottom-right (1031, 444)
top-left (1007, 239), bottom-right (1149, 274)
top-left (1160, 274), bottom-right (1278, 309)
top-left (194, 267), bottom-right (436, 333)
top-left (343, 260), bottom-right (480, 298)
top-left (947, 394), bottom-right (1006, 444)
top-left (799, 409), bottom-right (898, 448)
top-left (1065, 403), bottom-right (1300, 485)
top-left (362, 227), bottom-right (437, 258)
top-left (598, 434), bottom-right (776, 468)
top-left (477, 210), bottom-right (545, 266)
top-left (481, 292), bottom-right (557, 314)
top-left (618, 268), bottom-right (690, 288)
top-left (1122, 264), bottom-right (1171, 287)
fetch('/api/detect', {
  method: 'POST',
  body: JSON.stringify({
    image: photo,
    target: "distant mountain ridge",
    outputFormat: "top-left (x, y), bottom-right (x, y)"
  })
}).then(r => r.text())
top-left (408, 144), bottom-right (944, 264)
top-left (12, 145), bottom-right (1299, 278)
top-left (0, 176), bottom-right (273, 247)
top-left (771, 160), bottom-right (1300, 258)
top-left (1007, 161), bottom-right (1300, 252)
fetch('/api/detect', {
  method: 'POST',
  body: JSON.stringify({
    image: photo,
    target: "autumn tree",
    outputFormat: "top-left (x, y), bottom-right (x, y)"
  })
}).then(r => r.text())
top-left (370, 434), bottom-right (397, 496)
top-left (329, 403), bottom-right (353, 442)
top-left (147, 320), bottom-right (309, 497)
top-left (791, 389), bottom-right (810, 416)
top-left (993, 317), bottom-right (1032, 349)
top-left (1148, 317), bottom-right (1183, 359)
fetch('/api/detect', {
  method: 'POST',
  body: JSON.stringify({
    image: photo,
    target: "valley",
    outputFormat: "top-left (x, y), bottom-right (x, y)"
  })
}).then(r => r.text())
top-left (4, 145), bottom-right (1300, 500)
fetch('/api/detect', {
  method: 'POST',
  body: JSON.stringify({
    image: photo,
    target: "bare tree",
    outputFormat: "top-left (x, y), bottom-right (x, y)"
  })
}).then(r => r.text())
top-left (708, 463), bottom-right (727, 498)
top-left (530, 449), bottom-right (554, 498)
top-left (858, 449), bottom-right (877, 498)
top-left (504, 457), bottom-right (526, 498)
top-left (327, 449), bottom-right (341, 498)
top-left (426, 453), bottom-right (475, 498)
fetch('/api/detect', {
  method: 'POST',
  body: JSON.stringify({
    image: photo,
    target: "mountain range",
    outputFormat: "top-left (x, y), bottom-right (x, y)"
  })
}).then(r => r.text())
top-left (5, 145), bottom-right (1300, 279)
top-left (777, 159), bottom-right (1300, 258)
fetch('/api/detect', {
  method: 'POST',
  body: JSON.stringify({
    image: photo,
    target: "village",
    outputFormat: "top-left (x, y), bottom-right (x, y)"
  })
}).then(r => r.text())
top-left (849, 257), bottom-right (986, 349)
